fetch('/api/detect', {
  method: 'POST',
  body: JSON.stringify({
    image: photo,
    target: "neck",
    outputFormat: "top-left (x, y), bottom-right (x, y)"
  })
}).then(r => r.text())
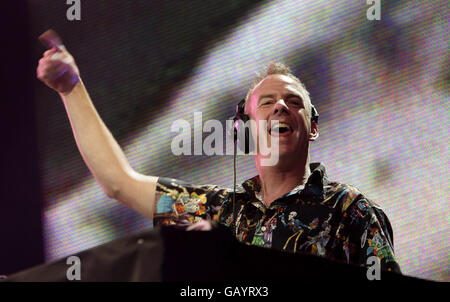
top-left (255, 153), bottom-right (311, 206)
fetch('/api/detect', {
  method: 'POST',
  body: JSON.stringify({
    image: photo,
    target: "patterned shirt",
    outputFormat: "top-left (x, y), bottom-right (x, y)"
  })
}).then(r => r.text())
top-left (154, 162), bottom-right (401, 273)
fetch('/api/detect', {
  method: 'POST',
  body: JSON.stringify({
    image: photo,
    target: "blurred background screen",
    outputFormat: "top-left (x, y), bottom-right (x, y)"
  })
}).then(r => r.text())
top-left (25, 0), bottom-right (448, 281)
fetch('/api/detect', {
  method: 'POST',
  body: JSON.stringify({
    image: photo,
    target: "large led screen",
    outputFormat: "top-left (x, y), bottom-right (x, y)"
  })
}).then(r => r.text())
top-left (28, 0), bottom-right (449, 281)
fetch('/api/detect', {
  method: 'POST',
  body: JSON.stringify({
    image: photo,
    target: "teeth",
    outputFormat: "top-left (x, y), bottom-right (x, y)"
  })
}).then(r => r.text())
top-left (275, 123), bottom-right (290, 128)
top-left (271, 123), bottom-right (291, 133)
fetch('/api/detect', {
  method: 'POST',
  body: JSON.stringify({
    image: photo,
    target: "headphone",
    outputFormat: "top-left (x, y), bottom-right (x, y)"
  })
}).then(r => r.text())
top-left (232, 98), bottom-right (319, 154)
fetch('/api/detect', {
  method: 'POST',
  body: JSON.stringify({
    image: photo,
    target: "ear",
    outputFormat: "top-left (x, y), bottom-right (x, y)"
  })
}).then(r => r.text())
top-left (308, 121), bottom-right (319, 141)
top-left (244, 97), bottom-right (252, 117)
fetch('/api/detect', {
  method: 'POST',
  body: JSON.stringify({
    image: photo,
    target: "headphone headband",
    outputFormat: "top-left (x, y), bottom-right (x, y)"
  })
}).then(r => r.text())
top-left (311, 104), bottom-right (319, 124)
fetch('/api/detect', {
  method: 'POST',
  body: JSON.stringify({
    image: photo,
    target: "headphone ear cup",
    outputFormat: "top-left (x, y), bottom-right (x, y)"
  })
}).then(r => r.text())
top-left (236, 122), bottom-right (252, 154)
top-left (244, 126), bottom-right (251, 154)
top-left (234, 99), bottom-right (254, 154)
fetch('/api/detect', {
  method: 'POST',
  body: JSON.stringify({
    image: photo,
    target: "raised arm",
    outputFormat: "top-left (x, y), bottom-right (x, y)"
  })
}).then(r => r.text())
top-left (36, 32), bottom-right (157, 219)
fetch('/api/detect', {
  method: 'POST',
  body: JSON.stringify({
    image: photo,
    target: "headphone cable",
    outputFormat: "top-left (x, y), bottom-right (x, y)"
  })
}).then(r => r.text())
top-left (232, 126), bottom-right (237, 236)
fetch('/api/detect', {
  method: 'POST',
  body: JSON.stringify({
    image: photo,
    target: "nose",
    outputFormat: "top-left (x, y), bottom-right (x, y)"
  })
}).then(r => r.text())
top-left (273, 99), bottom-right (289, 115)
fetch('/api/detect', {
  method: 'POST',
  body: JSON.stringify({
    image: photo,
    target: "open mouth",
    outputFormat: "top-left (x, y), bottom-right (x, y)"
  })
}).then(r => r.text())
top-left (269, 122), bottom-right (293, 136)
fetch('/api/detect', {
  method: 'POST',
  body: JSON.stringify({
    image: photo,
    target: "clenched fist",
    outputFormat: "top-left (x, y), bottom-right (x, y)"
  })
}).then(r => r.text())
top-left (36, 45), bottom-right (80, 94)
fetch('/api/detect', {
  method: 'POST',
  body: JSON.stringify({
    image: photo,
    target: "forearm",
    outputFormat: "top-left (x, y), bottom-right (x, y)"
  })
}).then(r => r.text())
top-left (59, 79), bottom-right (132, 198)
top-left (36, 32), bottom-right (157, 216)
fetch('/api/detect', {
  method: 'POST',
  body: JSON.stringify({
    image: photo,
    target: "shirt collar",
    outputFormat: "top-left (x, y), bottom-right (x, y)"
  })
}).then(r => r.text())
top-left (242, 162), bottom-right (327, 202)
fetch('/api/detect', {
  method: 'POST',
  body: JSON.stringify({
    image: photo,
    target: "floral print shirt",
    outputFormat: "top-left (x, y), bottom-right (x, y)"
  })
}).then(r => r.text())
top-left (154, 162), bottom-right (401, 273)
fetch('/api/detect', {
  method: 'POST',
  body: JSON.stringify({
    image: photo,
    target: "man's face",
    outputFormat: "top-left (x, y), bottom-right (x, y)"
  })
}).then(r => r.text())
top-left (246, 74), bottom-right (315, 160)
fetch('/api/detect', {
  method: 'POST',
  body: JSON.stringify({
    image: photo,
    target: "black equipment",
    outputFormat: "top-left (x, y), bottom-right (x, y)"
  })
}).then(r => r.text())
top-left (3, 225), bottom-right (416, 282)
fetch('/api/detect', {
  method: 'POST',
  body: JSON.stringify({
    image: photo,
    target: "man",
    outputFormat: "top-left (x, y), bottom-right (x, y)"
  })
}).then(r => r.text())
top-left (37, 40), bottom-right (401, 273)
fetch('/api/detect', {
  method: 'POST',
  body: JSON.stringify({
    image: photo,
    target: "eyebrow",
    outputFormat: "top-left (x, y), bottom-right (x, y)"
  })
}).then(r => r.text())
top-left (258, 94), bottom-right (276, 101)
top-left (285, 94), bottom-right (302, 100)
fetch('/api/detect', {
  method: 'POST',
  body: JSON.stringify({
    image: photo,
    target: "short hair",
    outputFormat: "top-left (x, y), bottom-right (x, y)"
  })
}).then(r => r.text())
top-left (245, 62), bottom-right (313, 120)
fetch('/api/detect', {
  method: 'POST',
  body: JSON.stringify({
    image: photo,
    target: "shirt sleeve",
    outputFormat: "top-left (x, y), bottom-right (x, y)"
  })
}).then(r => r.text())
top-left (153, 177), bottom-right (230, 228)
top-left (339, 195), bottom-right (402, 274)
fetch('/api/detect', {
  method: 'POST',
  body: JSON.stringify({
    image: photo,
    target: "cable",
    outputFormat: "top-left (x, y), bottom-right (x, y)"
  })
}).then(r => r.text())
top-left (231, 126), bottom-right (237, 236)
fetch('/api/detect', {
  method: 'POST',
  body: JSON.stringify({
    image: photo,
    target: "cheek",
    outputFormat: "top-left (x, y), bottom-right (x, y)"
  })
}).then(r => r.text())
top-left (254, 111), bottom-right (269, 131)
top-left (296, 113), bottom-right (310, 132)
top-left (245, 98), bottom-right (258, 116)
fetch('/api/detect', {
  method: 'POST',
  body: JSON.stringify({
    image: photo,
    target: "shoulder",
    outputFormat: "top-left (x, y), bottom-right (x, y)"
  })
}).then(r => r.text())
top-left (154, 177), bottom-right (231, 221)
top-left (156, 177), bottom-right (229, 194)
top-left (155, 177), bottom-right (231, 210)
top-left (325, 180), bottom-right (382, 213)
top-left (333, 182), bottom-right (393, 233)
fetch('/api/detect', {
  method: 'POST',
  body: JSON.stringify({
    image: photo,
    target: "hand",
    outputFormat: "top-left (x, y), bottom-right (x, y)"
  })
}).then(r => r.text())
top-left (36, 45), bottom-right (80, 94)
top-left (186, 219), bottom-right (213, 231)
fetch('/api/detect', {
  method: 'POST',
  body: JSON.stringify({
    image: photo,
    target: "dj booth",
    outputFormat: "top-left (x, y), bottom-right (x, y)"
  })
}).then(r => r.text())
top-left (3, 225), bottom-right (421, 282)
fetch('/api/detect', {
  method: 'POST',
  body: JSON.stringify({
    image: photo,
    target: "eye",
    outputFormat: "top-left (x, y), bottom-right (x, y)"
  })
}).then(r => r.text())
top-left (260, 99), bottom-right (274, 106)
top-left (287, 98), bottom-right (302, 106)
